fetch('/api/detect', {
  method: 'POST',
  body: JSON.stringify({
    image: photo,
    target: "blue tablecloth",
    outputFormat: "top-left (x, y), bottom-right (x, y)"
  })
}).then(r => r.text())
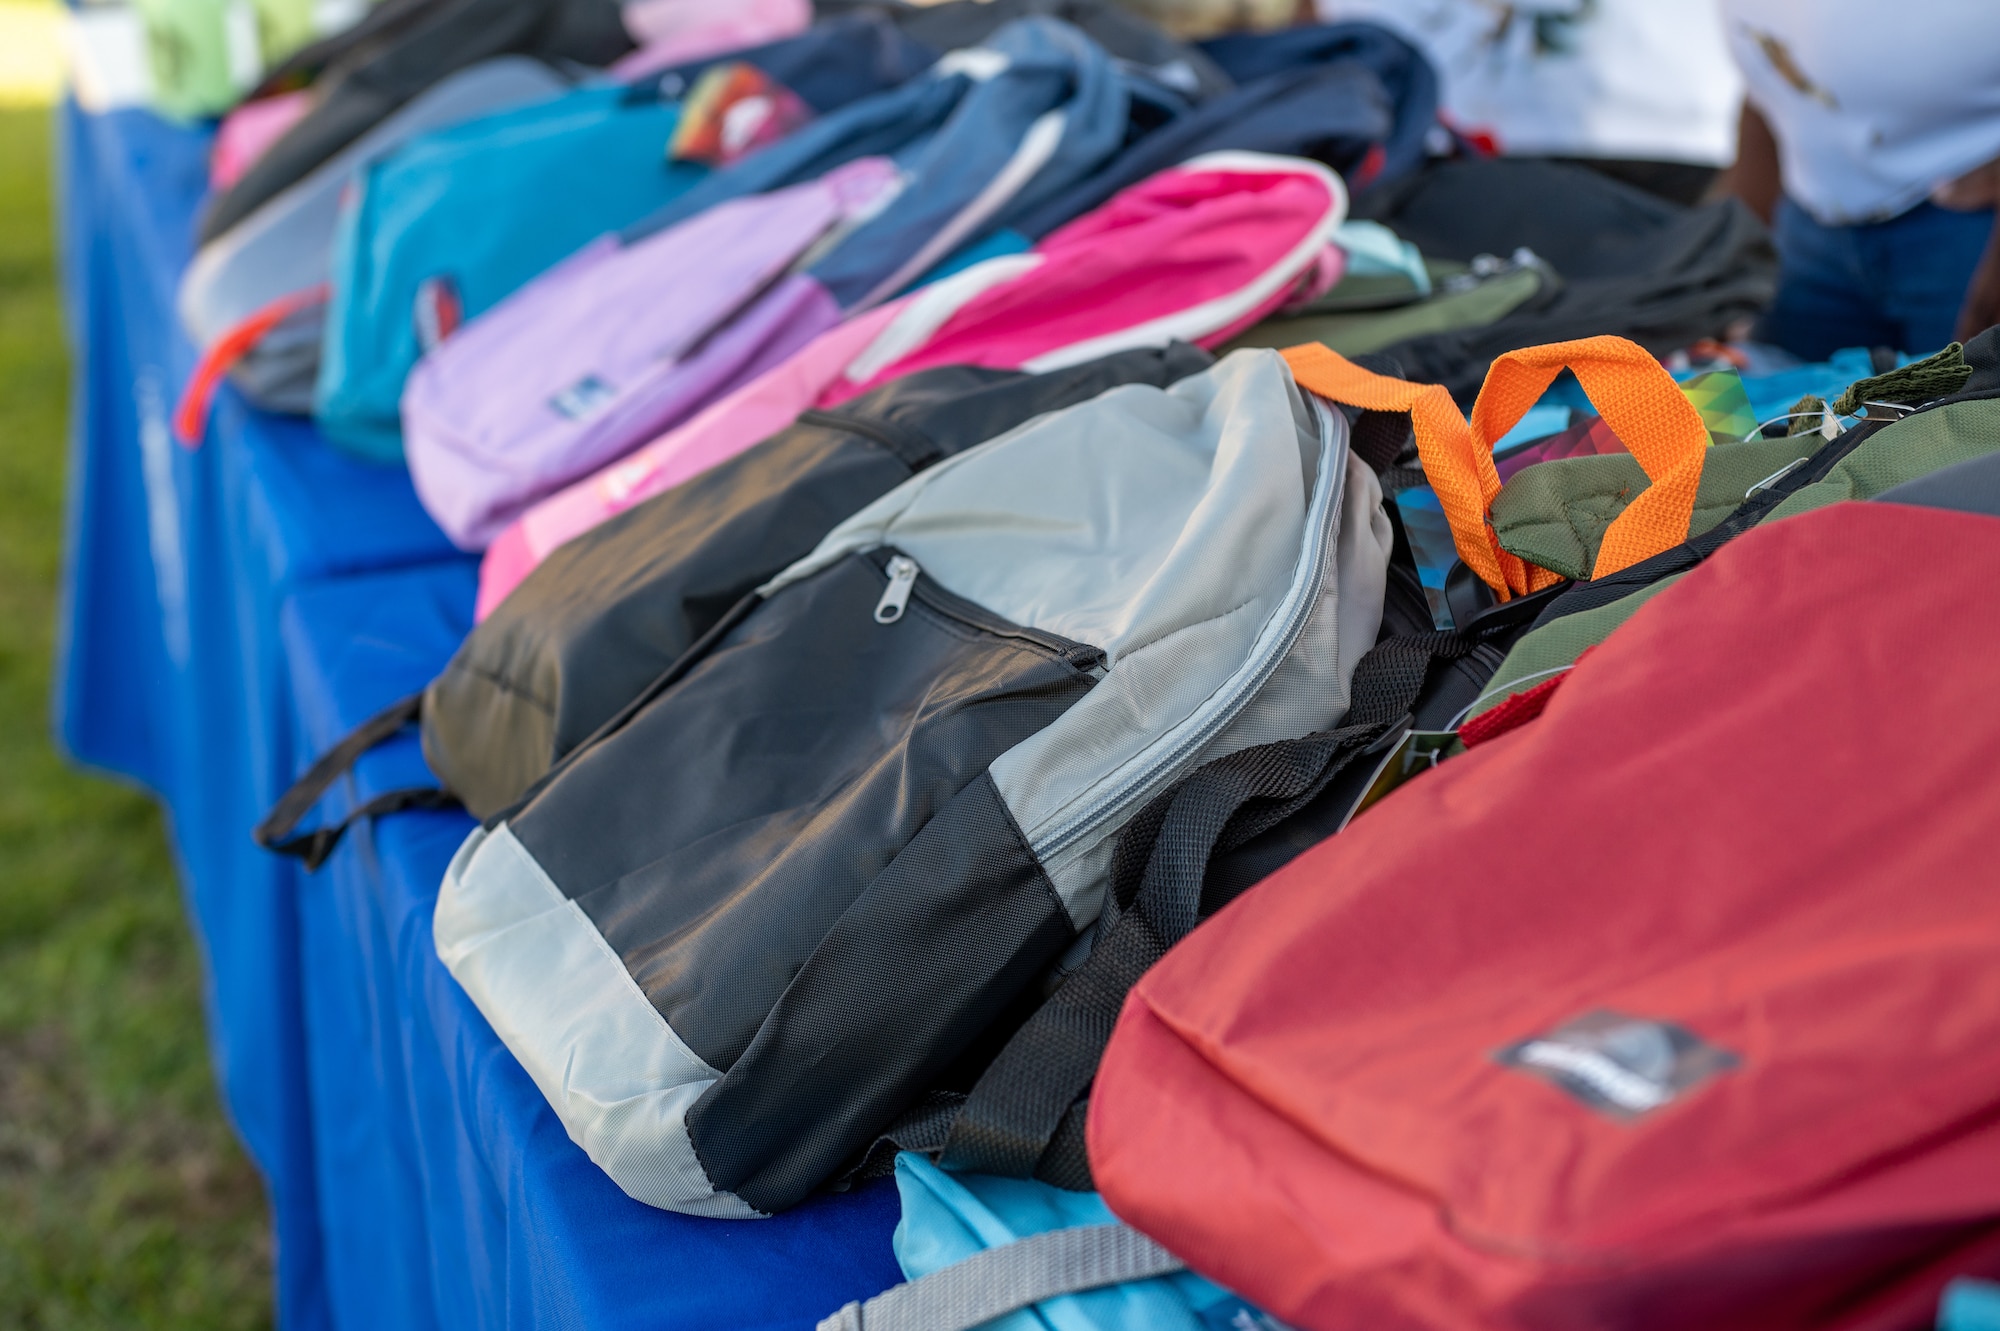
top-left (55, 101), bottom-right (902, 1331)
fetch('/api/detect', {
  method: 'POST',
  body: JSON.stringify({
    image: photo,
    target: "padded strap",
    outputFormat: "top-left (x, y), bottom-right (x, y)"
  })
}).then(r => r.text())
top-left (816, 1224), bottom-right (1183, 1331)
top-left (940, 633), bottom-right (1467, 1184)
top-left (254, 693), bottom-right (452, 869)
top-left (173, 283), bottom-right (329, 446)
top-left (1283, 335), bottom-right (1710, 592)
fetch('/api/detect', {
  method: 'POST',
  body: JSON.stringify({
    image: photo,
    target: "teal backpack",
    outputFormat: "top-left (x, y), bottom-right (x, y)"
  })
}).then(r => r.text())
top-left (313, 81), bottom-right (702, 462)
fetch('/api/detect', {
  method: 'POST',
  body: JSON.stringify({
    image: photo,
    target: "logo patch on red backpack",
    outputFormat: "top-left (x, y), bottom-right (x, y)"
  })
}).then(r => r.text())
top-left (1496, 1010), bottom-right (1738, 1119)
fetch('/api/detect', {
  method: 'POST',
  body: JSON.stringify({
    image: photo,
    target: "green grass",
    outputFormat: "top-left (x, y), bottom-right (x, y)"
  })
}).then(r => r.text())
top-left (0, 105), bottom-right (274, 1329)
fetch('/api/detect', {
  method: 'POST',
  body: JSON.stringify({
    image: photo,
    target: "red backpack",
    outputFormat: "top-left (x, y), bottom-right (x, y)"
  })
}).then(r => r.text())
top-left (1089, 500), bottom-right (2000, 1331)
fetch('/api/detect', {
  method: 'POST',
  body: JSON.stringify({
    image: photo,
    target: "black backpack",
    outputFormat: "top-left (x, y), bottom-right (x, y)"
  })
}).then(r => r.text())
top-left (256, 343), bottom-right (1214, 862)
top-left (1351, 157), bottom-right (1779, 399)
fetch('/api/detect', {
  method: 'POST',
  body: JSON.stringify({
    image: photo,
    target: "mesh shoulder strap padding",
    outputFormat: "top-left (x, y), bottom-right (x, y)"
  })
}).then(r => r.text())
top-left (816, 1223), bottom-right (1184, 1331)
top-left (1283, 336), bottom-right (1711, 592)
top-left (254, 693), bottom-right (459, 870)
top-left (940, 633), bottom-right (1466, 1185)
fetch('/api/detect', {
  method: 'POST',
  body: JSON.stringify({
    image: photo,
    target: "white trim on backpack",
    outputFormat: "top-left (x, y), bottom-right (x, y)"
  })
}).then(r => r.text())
top-left (434, 824), bottom-right (758, 1218)
top-left (1021, 151), bottom-right (1349, 373)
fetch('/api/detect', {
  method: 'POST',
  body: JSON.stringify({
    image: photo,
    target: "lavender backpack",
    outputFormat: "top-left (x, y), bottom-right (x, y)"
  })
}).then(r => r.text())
top-left (401, 157), bottom-right (900, 550)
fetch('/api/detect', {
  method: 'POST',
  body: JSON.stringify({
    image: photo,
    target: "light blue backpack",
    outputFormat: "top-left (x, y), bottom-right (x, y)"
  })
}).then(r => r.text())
top-left (817, 1154), bottom-right (1291, 1331)
top-left (312, 81), bottom-right (704, 461)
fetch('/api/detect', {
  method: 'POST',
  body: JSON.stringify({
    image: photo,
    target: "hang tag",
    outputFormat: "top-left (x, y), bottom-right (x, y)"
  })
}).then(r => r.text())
top-left (1338, 730), bottom-right (1461, 832)
top-left (1496, 1009), bottom-right (1739, 1120)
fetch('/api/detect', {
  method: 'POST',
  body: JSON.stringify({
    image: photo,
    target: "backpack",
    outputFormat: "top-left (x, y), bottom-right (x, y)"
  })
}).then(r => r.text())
top-left (429, 348), bottom-right (1393, 1216)
top-left (1090, 496), bottom-right (2000, 1331)
top-left (1000, 37), bottom-right (1425, 247)
top-left (814, 1153), bottom-right (1252, 1331)
top-left (1465, 333), bottom-right (2000, 722)
top-left (309, 80), bottom-right (704, 460)
top-left (614, 15), bottom-right (1182, 261)
top-left (827, 151), bottom-right (1350, 402)
top-left (196, 0), bottom-right (633, 243)
top-left (400, 156), bottom-right (903, 549)
top-left (468, 148), bottom-right (1349, 595)
top-left (257, 343), bottom-right (1211, 855)
top-left (1339, 157), bottom-right (1778, 399)
top-left (175, 56), bottom-right (572, 427)
top-left (1195, 21), bottom-right (1437, 186)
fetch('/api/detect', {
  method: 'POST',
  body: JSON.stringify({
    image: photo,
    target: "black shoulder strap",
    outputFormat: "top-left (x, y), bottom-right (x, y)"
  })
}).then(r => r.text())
top-left (254, 693), bottom-right (459, 870)
top-left (938, 632), bottom-right (1467, 1187)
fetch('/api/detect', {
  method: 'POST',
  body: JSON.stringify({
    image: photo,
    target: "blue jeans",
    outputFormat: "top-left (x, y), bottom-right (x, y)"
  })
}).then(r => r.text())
top-left (1758, 196), bottom-right (1996, 360)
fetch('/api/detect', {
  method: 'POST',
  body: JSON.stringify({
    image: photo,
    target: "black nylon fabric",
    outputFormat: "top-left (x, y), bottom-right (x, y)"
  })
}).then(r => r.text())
top-left (939, 632), bottom-right (1469, 1186)
top-left (685, 771), bottom-right (1075, 1215)
top-left (1353, 158), bottom-right (1777, 401)
top-left (423, 343), bottom-right (1210, 818)
top-left (509, 548), bottom-right (1101, 1078)
top-left (199, 0), bottom-right (632, 243)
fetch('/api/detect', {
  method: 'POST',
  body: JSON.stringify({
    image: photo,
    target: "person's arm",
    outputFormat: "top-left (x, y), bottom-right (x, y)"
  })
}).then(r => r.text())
top-left (1938, 158), bottom-right (2000, 342)
top-left (1956, 221), bottom-right (2000, 342)
top-left (1708, 99), bottom-right (1781, 223)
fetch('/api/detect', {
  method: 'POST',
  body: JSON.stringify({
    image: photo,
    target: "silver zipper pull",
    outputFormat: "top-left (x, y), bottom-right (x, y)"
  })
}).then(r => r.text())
top-left (874, 556), bottom-right (919, 624)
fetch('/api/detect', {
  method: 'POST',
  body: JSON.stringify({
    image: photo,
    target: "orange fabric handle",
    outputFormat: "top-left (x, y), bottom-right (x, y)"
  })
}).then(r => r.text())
top-left (173, 283), bottom-right (329, 447)
top-left (1283, 336), bottom-right (1709, 593)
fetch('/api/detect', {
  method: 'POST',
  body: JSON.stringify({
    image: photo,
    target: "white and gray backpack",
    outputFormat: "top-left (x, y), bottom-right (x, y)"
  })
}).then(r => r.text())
top-left (432, 348), bottom-right (1392, 1216)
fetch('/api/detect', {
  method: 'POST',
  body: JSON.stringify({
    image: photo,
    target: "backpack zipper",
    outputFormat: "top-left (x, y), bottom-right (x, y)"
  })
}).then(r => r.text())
top-left (874, 556), bottom-right (920, 622)
top-left (869, 549), bottom-right (1105, 671)
top-left (1031, 395), bottom-right (1349, 862)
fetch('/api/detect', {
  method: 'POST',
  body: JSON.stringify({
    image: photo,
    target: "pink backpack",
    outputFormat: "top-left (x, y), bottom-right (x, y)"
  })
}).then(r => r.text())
top-left (475, 150), bottom-right (1348, 615)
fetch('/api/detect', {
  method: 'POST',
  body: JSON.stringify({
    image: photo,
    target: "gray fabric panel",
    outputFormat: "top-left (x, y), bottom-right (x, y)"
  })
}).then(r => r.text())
top-left (431, 824), bottom-right (756, 1217)
top-left (817, 1223), bottom-right (1185, 1331)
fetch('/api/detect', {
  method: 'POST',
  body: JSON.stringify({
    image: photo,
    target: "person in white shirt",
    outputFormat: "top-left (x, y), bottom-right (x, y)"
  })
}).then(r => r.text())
top-left (1715, 0), bottom-right (2000, 356)
top-left (1313, 0), bottom-right (1743, 203)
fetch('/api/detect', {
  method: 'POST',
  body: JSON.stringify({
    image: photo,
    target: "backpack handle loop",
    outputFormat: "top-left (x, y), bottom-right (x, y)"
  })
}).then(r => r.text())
top-left (1283, 336), bottom-right (1710, 594)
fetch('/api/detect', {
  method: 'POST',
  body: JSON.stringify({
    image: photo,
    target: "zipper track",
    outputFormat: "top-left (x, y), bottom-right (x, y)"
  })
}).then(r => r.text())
top-left (1031, 396), bottom-right (1349, 861)
top-left (869, 547), bottom-right (1106, 671)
